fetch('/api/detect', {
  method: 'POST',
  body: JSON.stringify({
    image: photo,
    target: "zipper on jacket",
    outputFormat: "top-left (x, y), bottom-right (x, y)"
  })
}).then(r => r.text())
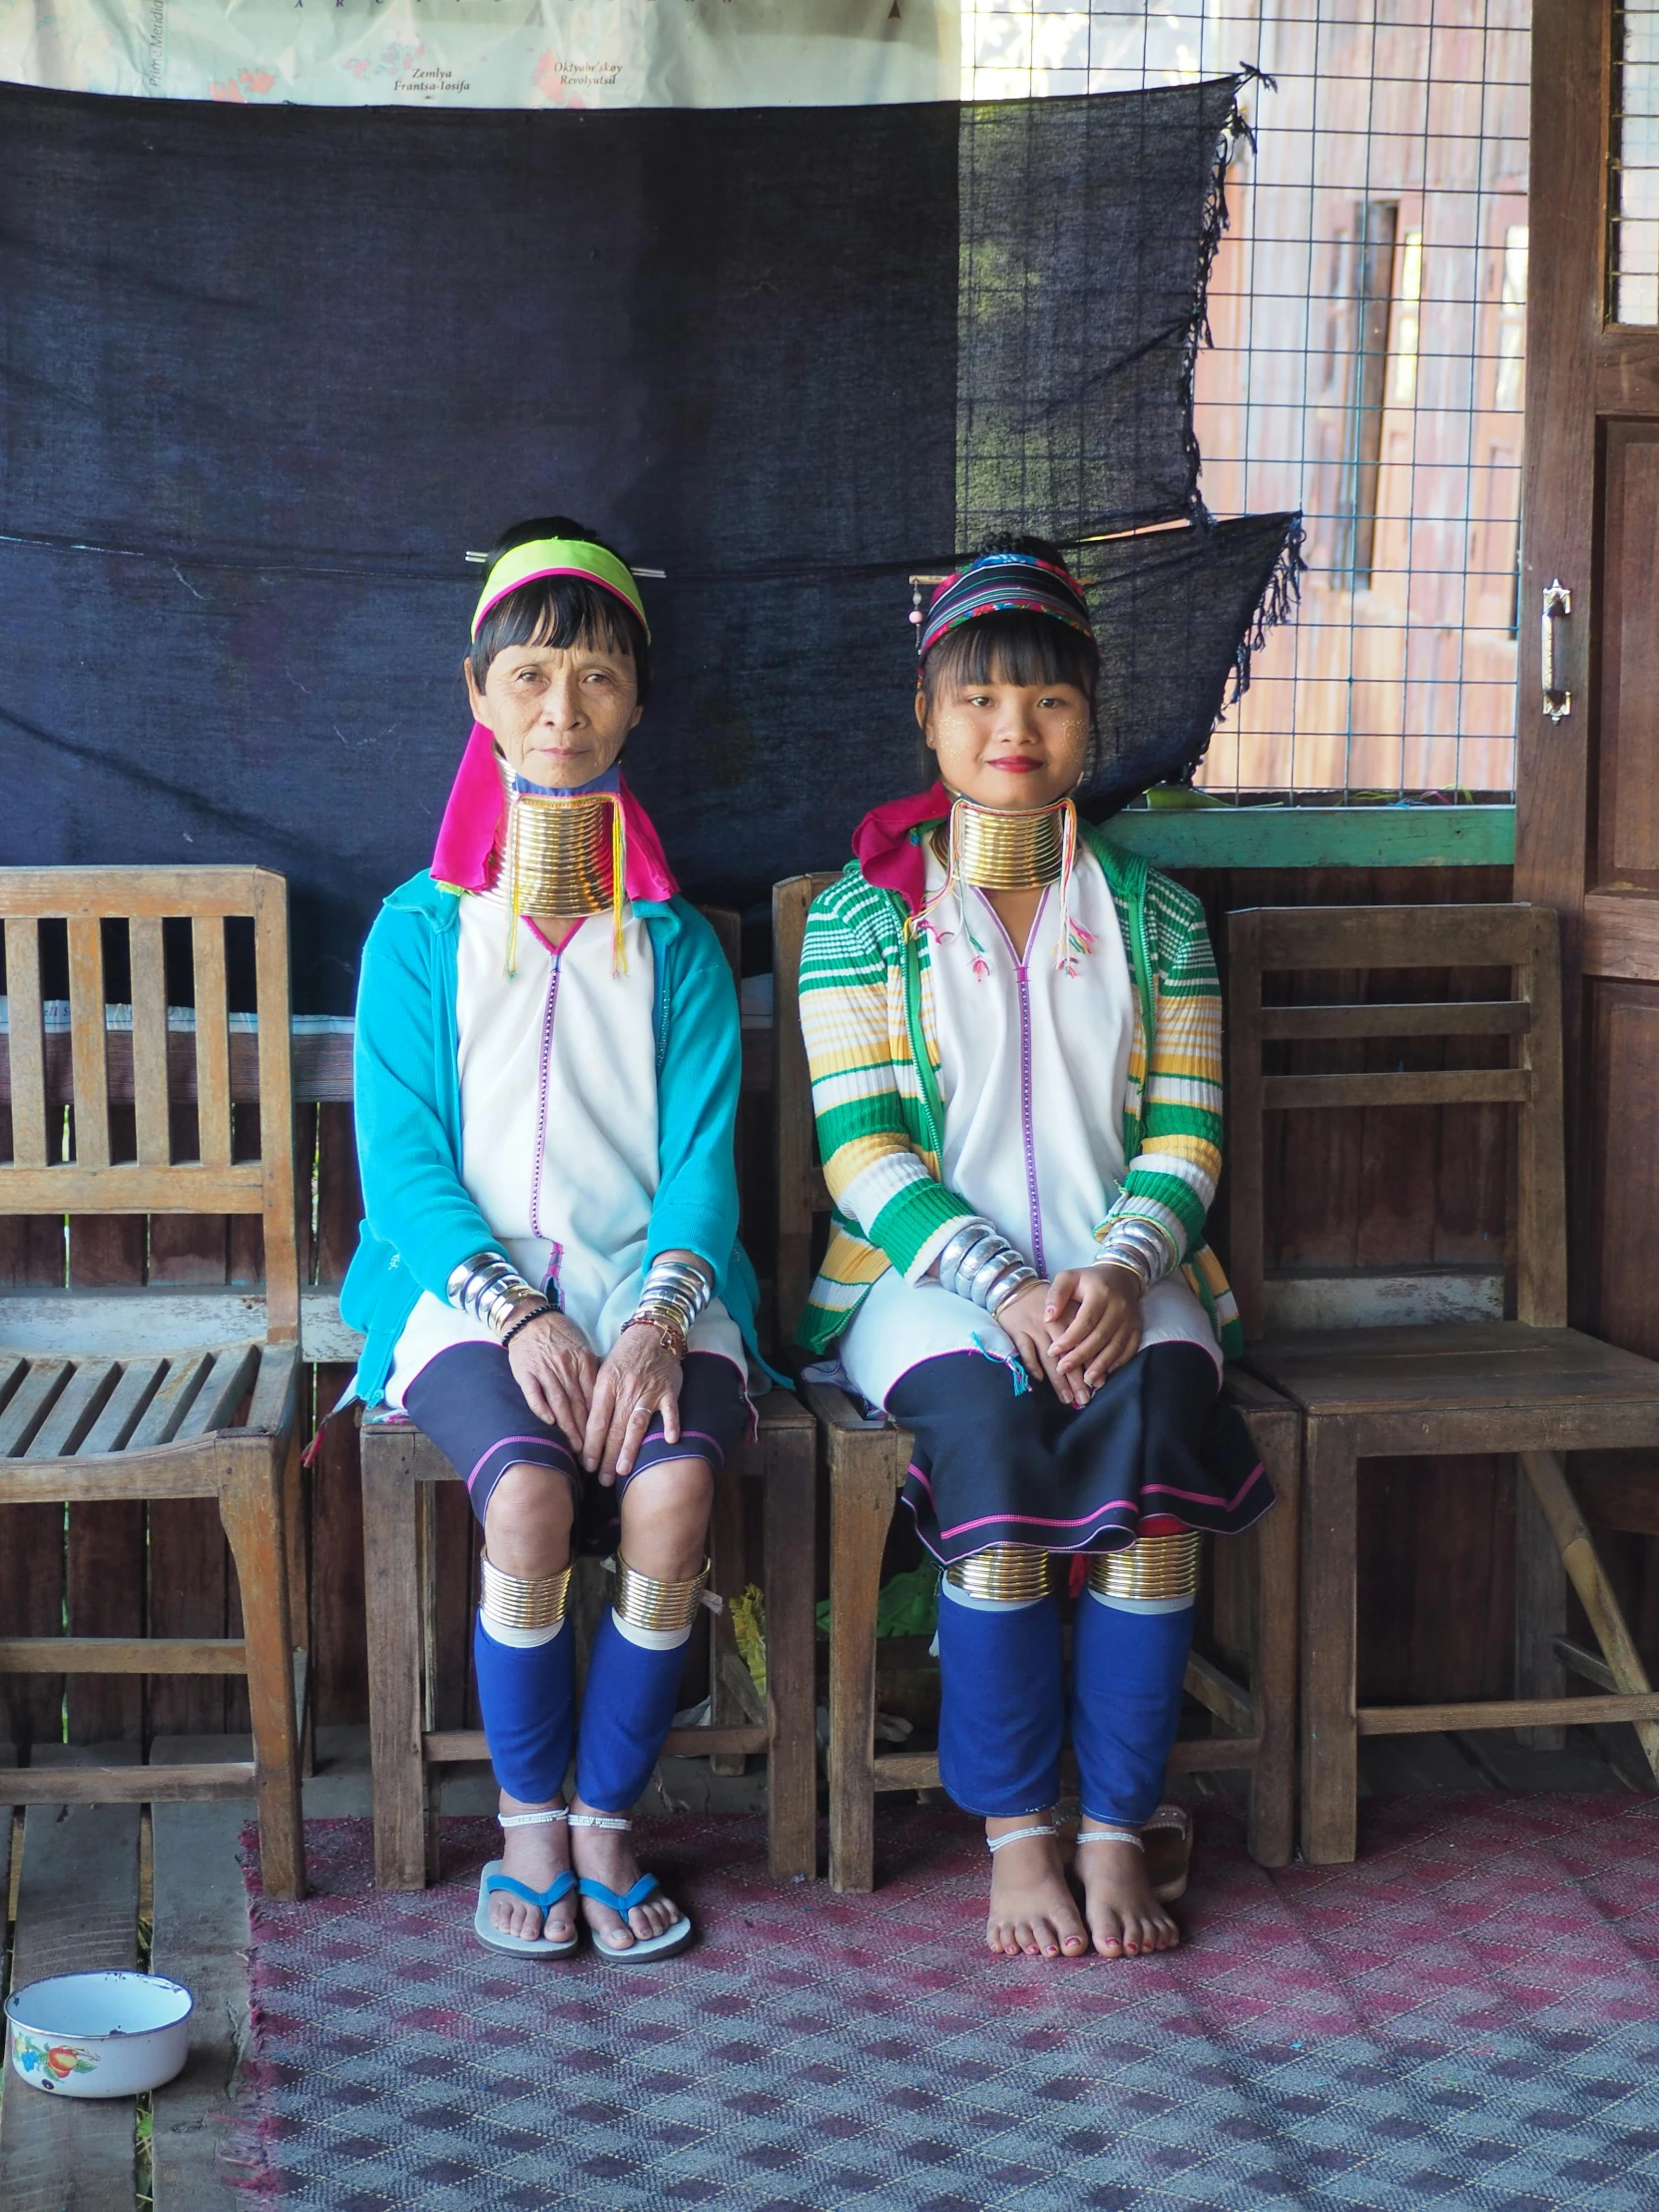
top-left (1015, 959), bottom-right (1046, 1277)
top-left (978, 887), bottom-right (1049, 1280)
top-left (529, 954), bottom-right (562, 1242)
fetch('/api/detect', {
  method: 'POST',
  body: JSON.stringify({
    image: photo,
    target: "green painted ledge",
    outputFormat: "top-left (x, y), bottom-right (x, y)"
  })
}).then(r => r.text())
top-left (1099, 804), bottom-right (1515, 870)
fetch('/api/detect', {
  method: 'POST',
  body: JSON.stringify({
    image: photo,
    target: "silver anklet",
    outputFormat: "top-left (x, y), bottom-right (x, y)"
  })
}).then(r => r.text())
top-left (986, 1823), bottom-right (1058, 1854)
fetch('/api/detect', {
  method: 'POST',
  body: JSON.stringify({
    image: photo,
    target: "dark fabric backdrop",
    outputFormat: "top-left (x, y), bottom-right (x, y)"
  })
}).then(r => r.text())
top-left (0, 78), bottom-right (1284, 1006)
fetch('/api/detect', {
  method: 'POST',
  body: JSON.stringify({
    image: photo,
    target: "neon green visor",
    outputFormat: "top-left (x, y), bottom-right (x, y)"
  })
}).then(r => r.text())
top-left (470, 536), bottom-right (650, 641)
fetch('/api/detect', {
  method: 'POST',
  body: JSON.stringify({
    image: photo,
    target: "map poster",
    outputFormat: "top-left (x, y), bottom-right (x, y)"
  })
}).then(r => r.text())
top-left (0, 0), bottom-right (958, 108)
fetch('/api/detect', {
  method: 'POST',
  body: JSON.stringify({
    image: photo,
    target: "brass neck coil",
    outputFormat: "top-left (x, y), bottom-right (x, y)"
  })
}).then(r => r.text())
top-left (480, 1553), bottom-right (572, 1631)
top-left (1087, 1530), bottom-right (1203, 1603)
top-left (948, 797), bottom-right (1070, 891)
top-left (614, 1553), bottom-right (711, 1633)
top-left (487, 789), bottom-right (616, 918)
top-left (945, 1545), bottom-right (1052, 1603)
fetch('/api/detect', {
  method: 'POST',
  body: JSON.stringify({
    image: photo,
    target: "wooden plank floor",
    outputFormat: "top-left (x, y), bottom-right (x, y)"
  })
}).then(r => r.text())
top-left (149, 1740), bottom-right (256, 2212)
top-left (1, 1746), bottom-right (141, 2212)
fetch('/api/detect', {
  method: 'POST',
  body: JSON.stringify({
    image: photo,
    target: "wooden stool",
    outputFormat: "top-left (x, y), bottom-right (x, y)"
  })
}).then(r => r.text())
top-left (774, 872), bottom-right (1304, 1895)
top-left (360, 1388), bottom-right (818, 1886)
top-left (1229, 901), bottom-right (1659, 1864)
top-left (0, 866), bottom-right (306, 1900)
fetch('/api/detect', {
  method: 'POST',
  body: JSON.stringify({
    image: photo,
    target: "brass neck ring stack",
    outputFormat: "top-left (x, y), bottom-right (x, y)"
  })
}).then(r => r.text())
top-left (491, 788), bottom-right (616, 918)
top-left (947, 794), bottom-right (1072, 890)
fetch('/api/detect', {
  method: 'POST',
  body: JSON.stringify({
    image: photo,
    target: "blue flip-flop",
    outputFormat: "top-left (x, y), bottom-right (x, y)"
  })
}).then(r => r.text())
top-left (475, 1863), bottom-right (581, 1957)
top-left (578, 1872), bottom-right (694, 1964)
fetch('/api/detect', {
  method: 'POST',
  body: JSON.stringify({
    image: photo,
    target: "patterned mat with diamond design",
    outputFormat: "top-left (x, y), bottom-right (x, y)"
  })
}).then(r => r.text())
top-left (236, 1795), bottom-right (1659, 2210)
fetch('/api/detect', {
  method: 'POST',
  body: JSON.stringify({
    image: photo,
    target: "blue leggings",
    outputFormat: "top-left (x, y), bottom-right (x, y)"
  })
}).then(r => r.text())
top-left (936, 1580), bottom-right (1194, 1826)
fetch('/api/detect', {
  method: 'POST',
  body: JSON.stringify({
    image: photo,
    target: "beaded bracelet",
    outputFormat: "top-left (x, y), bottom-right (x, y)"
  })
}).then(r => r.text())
top-left (500, 1302), bottom-right (555, 1350)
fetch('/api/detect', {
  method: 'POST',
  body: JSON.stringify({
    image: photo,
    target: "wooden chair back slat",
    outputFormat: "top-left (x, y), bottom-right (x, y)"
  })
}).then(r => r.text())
top-left (0, 867), bottom-right (300, 1334)
top-left (1262, 1069), bottom-right (1532, 1112)
top-left (773, 873), bottom-right (838, 1345)
top-left (4, 919), bottom-right (50, 1167)
top-left (1515, 906), bottom-right (1568, 1328)
top-left (66, 916), bottom-right (111, 1169)
top-left (128, 915), bottom-right (172, 1167)
top-left (251, 877), bottom-right (298, 1339)
top-left (1253, 902), bottom-right (1545, 971)
top-left (1228, 901), bottom-right (1566, 1342)
top-left (1260, 1000), bottom-right (1531, 1041)
top-left (192, 914), bottom-right (233, 1169)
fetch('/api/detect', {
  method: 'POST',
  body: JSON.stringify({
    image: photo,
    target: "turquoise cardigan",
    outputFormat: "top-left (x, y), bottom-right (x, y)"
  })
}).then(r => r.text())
top-left (340, 871), bottom-right (761, 1407)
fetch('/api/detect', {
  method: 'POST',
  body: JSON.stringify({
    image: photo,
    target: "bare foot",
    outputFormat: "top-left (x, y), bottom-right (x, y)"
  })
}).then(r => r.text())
top-left (1075, 1827), bottom-right (1180, 1959)
top-left (569, 1800), bottom-right (685, 1952)
top-left (492, 1793), bottom-right (576, 1943)
top-left (985, 1816), bottom-right (1089, 1959)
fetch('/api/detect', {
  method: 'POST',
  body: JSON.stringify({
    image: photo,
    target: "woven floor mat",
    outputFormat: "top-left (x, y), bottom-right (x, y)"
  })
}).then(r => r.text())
top-left (236, 1794), bottom-right (1659, 2210)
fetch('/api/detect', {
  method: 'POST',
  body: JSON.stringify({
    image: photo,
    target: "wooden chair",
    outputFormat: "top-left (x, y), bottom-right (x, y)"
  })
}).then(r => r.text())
top-left (359, 908), bottom-right (819, 1889)
top-left (0, 867), bottom-right (305, 1900)
top-left (774, 872), bottom-right (1303, 1895)
top-left (1229, 902), bottom-right (1659, 1865)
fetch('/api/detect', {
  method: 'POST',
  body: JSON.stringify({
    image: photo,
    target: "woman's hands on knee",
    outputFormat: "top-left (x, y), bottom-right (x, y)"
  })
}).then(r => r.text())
top-left (1044, 1265), bottom-right (1143, 1397)
top-left (507, 1306), bottom-right (598, 1439)
top-left (583, 1325), bottom-right (682, 1484)
top-left (994, 1280), bottom-right (1084, 1403)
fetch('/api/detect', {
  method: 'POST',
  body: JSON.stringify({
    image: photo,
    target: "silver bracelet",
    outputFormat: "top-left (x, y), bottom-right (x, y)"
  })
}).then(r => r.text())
top-left (936, 1219), bottom-right (1036, 1314)
top-left (631, 1255), bottom-right (712, 1343)
top-left (983, 1260), bottom-right (1038, 1317)
top-left (1094, 1216), bottom-right (1180, 1291)
top-left (446, 1251), bottom-right (543, 1338)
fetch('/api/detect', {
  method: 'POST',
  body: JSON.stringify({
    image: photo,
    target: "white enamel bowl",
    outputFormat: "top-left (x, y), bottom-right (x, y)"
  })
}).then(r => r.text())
top-left (5, 1971), bottom-right (193, 2098)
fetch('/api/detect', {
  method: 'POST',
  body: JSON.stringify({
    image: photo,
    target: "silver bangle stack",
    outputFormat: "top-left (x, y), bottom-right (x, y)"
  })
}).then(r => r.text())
top-left (934, 1218), bottom-right (1037, 1318)
top-left (1094, 1216), bottom-right (1180, 1291)
top-left (446, 1251), bottom-right (545, 1338)
top-left (625, 1255), bottom-right (712, 1361)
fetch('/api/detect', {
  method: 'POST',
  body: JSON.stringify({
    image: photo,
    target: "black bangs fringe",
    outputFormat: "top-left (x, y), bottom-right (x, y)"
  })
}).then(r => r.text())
top-left (921, 608), bottom-right (1100, 702)
top-left (1179, 68), bottom-right (1274, 530)
top-left (470, 573), bottom-right (652, 700)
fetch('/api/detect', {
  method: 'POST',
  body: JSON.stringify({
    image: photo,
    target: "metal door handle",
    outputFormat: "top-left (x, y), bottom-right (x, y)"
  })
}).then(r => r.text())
top-left (1541, 579), bottom-right (1571, 722)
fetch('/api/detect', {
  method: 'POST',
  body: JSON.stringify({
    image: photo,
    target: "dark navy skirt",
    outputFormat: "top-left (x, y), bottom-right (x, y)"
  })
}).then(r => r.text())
top-left (886, 1342), bottom-right (1272, 1567)
top-left (404, 1342), bottom-right (750, 1544)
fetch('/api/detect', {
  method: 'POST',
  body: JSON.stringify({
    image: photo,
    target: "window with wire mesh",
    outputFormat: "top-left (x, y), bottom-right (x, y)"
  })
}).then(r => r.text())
top-left (962, 0), bottom-right (1528, 803)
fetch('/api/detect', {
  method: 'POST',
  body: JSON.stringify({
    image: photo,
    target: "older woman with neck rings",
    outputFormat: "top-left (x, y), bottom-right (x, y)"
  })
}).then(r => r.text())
top-left (798, 536), bottom-right (1271, 1964)
top-left (342, 517), bottom-right (760, 1963)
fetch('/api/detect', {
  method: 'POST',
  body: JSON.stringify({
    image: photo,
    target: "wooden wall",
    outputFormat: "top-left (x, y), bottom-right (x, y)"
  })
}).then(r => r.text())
top-left (8, 858), bottom-right (1653, 1748)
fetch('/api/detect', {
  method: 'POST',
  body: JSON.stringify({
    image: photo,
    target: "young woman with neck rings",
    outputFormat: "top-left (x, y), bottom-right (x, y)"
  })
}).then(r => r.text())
top-left (800, 535), bottom-right (1271, 1963)
top-left (342, 516), bottom-right (760, 1963)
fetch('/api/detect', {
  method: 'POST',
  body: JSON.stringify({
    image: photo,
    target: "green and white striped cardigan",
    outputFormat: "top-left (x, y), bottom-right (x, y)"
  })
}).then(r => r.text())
top-left (796, 819), bottom-right (1242, 1360)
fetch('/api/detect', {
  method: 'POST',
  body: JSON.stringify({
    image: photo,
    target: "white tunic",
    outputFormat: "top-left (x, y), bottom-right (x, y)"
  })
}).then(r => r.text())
top-left (838, 842), bottom-right (1218, 1409)
top-left (384, 894), bottom-right (743, 1409)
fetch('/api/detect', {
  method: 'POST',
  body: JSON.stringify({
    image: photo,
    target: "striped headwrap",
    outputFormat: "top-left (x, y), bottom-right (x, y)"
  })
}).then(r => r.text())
top-left (918, 549), bottom-right (1094, 660)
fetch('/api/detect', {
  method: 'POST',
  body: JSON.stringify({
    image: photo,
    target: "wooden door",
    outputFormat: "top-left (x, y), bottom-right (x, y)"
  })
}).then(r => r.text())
top-left (1519, 0), bottom-right (1659, 1372)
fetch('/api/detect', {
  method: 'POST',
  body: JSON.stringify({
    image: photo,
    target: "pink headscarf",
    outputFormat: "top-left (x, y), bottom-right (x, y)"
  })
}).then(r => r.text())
top-left (429, 723), bottom-right (678, 901)
top-left (848, 781), bottom-right (951, 916)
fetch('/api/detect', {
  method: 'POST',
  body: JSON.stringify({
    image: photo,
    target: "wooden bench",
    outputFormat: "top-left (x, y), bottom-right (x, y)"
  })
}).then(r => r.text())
top-left (358, 907), bottom-right (820, 1888)
top-left (1229, 901), bottom-right (1659, 1863)
top-left (0, 866), bottom-right (306, 1899)
top-left (773, 872), bottom-right (1303, 1894)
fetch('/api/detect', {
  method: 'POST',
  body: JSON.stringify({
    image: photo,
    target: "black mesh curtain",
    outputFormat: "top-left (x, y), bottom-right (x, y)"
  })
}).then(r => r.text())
top-left (0, 80), bottom-right (1294, 1006)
